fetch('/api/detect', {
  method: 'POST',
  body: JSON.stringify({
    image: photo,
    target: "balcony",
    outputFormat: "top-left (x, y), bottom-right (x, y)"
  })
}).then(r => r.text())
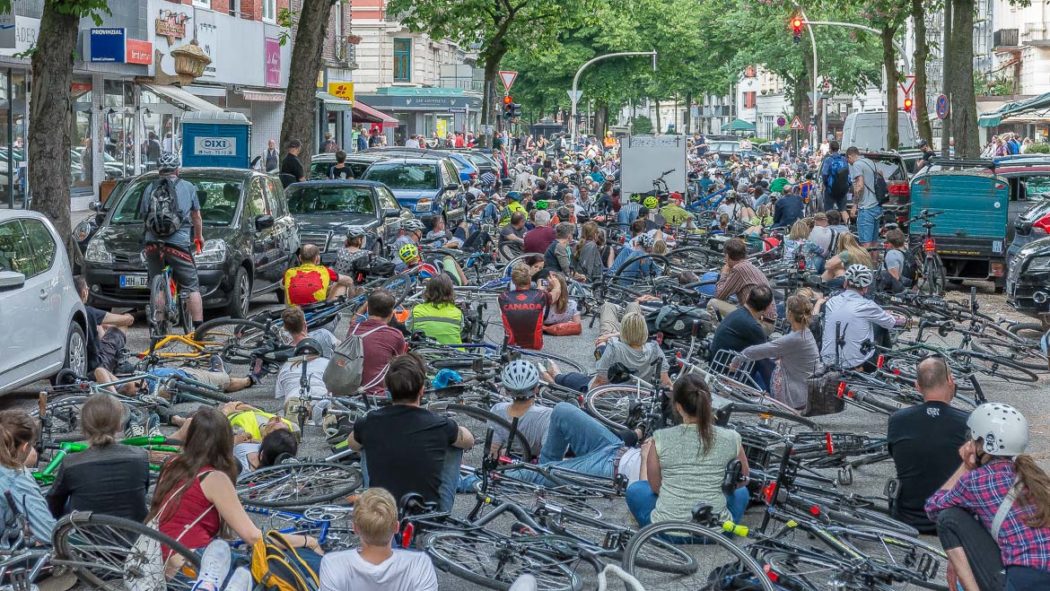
top-left (994, 28), bottom-right (1019, 49)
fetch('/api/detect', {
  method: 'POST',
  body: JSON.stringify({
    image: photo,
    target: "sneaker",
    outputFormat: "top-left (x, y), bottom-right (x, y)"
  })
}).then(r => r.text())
top-left (209, 354), bottom-right (229, 375)
top-left (190, 539), bottom-right (231, 591)
top-left (508, 574), bottom-right (538, 591)
top-left (125, 424), bottom-right (145, 439)
top-left (223, 567), bottom-right (252, 591)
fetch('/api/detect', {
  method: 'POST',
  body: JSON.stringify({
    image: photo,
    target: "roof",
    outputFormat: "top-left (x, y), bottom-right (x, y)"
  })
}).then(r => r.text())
top-left (311, 152), bottom-right (388, 163)
top-left (364, 155), bottom-right (451, 165)
top-left (978, 92), bottom-right (1050, 127)
top-left (130, 168), bottom-right (261, 182)
top-left (287, 179), bottom-right (385, 188)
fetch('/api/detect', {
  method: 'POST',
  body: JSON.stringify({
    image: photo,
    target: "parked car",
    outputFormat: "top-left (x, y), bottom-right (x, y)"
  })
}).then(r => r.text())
top-left (71, 179), bottom-right (132, 267)
top-left (369, 147), bottom-right (479, 184)
top-left (361, 156), bottom-right (466, 227)
top-left (308, 152), bottom-right (389, 180)
top-left (1006, 235), bottom-right (1050, 315)
top-left (1000, 157), bottom-right (1050, 262)
top-left (81, 168), bottom-right (300, 317)
top-left (0, 210), bottom-right (88, 395)
top-left (286, 179), bottom-right (413, 266)
top-left (451, 149), bottom-right (501, 182)
top-left (841, 110), bottom-right (919, 152)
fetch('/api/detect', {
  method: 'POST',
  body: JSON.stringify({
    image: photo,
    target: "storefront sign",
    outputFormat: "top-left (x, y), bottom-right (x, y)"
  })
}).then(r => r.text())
top-left (155, 9), bottom-right (189, 45)
top-left (328, 81), bottom-right (354, 103)
top-left (264, 38), bottom-right (281, 88)
top-left (70, 81), bottom-right (92, 93)
top-left (126, 39), bottom-right (153, 65)
top-left (90, 28), bottom-right (126, 62)
top-left (194, 136), bottom-right (236, 156)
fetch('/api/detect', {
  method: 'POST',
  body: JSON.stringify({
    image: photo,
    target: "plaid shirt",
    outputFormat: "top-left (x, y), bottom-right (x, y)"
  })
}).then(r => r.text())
top-left (713, 260), bottom-right (776, 322)
top-left (926, 459), bottom-right (1050, 570)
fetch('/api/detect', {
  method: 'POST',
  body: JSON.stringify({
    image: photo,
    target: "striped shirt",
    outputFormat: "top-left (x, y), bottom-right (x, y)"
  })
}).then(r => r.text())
top-left (714, 259), bottom-right (776, 322)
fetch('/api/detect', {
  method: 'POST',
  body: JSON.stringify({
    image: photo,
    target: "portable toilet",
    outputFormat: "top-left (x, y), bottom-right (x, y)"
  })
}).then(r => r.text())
top-left (181, 111), bottom-right (252, 168)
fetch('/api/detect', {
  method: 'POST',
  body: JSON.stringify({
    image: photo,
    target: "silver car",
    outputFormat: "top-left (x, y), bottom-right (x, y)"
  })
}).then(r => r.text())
top-left (0, 210), bottom-right (88, 395)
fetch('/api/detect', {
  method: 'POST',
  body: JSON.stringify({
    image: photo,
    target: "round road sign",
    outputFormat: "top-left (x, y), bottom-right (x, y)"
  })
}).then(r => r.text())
top-left (776, 116), bottom-right (786, 127)
top-left (935, 94), bottom-right (949, 120)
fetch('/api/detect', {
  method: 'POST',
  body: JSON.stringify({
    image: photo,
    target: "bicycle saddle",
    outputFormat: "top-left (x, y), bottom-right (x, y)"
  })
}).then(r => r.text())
top-left (397, 492), bottom-right (433, 517)
top-left (293, 338), bottom-right (323, 357)
top-left (691, 502), bottom-right (716, 526)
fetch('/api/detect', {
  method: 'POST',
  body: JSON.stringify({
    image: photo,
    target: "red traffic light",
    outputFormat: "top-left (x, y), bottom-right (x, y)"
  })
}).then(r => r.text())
top-left (791, 17), bottom-right (803, 33)
top-left (903, 97), bottom-right (913, 112)
top-left (503, 95), bottom-right (513, 105)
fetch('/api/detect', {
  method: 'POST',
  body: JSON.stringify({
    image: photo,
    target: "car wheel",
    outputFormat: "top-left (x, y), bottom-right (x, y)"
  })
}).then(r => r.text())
top-left (226, 267), bottom-right (251, 319)
top-left (62, 322), bottom-right (87, 379)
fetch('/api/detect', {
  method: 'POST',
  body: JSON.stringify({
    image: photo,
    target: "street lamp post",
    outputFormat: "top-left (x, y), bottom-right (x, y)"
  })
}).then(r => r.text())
top-left (570, 51), bottom-right (657, 146)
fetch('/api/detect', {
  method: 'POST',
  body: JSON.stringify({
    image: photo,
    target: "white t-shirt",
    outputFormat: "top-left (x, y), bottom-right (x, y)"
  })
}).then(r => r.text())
top-left (617, 447), bottom-right (642, 485)
top-left (275, 357), bottom-right (330, 400)
top-left (234, 442), bottom-right (260, 474)
top-left (319, 548), bottom-right (438, 591)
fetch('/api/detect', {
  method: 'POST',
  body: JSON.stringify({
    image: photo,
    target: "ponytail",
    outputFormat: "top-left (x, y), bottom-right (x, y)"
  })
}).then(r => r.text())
top-left (672, 374), bottom-right (715, 453)
top-left (1015, 454), bottom-right (1050, 528)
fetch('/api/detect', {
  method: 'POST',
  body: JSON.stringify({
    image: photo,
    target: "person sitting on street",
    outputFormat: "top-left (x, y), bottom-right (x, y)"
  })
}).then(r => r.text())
top-left (318, 487), bottom-right (438, 591)
top-left (707, 238), bottom-right (777, 332)
top-left (543, 272), bottom-right (581, 326)
top-left (347, 353), bottom-right (474, 511)
top-left (887, 356), bottom-right (969, 534)
top-left (625, 374), bottom-right (750, 527)
top-left (280, 305), bottom-right (338, 359)
top-left (738, 292), bottom-right (820, 410)
top-left (392, 219), bottom-right (425, 271)
top-left (0, 410), bottom-right (54, 546)
top-left (333, 227), bottom-right (373, 284)
top-left (46, 394), bottom-right (150, 522)
top-left (498, 263), bottom-right (552, 350)
top-left (349, 289), bottom-right (409, 397)
top-left (821, 232), bottom-right (874, 286)
top-left (282, 244), bottom-right (354, 306)
top-left (75, 276), bottom-right (134, 382)
top-left (487, 360), bottom-right (554, 459)
top-left (523, 210), bottom-right (556, 254)
top-left (820, 264), bottom-right (903, 370)
top-left (926, 403), bottom-right (1050, 591)
top-left (408, 274), bottom-right (464, 346)
top-left (543, 222), bottom-right (580, 279)
top-left (708, 286), bottom-right (775, 390)
top-left (878, 228), bottom-right (911, 292)
top-left (169, 401), bottom-right (298, 474)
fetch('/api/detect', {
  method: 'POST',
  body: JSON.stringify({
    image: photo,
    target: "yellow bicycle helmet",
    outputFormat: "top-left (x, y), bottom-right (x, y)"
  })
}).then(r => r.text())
top-left (643, 195), bottom-right (659, 209)
top-left (399, 243), bottom-right (420, 264)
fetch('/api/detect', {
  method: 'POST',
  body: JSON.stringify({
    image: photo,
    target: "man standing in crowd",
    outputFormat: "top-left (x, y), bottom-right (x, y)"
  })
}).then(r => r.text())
top-left (280, 139), bottom-right (306, 186)
top-left (820, 140), bottom-right (850, 222)
top-left (847, 146), bottom-right (881, 246)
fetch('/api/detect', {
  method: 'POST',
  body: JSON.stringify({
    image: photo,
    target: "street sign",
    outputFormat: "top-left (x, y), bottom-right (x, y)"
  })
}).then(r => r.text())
top-left (776, 116), bottom-right (787, 127)
top-left (789, 116), bottom-right (804, 130)
top-left (328, 81), bottom-right (355, 104)
top-left (935, 94), bottom-right (950, 119)
top-left (498, 70), bottom-right (518, 92)
top-left (898, 75), bottom-right (915, 96)
top-left (449, 107), bottom-right (467, 114)
top-left (567, 90), bottom-right (583, 104)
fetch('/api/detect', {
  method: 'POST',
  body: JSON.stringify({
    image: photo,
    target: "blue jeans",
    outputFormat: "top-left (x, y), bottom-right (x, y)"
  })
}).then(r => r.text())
top-left (361, 448), bottom-right (463, 512)
top-left (554, 372), bottom-right (591, 392)
top-left (625, 481), bottom-right (749, 528)
top-left (857, 205), bottom-right (882, 244)
top-left (514, 403), bottom-right (622, 485)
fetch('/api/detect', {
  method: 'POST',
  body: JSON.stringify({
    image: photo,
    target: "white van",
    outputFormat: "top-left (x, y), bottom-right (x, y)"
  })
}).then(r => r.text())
top-left (841, 111), bottom-right (919, 152)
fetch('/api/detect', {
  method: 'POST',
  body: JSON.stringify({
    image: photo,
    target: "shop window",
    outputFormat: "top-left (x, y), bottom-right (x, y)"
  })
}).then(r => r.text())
top-left (262, 0), bottom-right (276, 22)
top-left (193, 0), bottom-right (211, 8)
top-left (743, 92), bottom-right (757, 109)
top-left (71, 85), bottom-right (93, 192)
top-left (393, 38), bottom-right (411, 82)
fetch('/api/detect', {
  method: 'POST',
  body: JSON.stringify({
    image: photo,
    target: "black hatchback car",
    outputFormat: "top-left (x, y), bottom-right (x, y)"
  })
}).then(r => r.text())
top-left (286, 180), bottom-right (413, 265)
top-left (81, 168), bottom-right (299, 317)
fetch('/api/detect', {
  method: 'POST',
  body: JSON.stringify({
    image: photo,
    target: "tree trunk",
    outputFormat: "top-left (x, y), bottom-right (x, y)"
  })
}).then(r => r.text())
top-left (911, 0), bottom-right (933, 144)
top-left (882, 27), bottom-right (900, 150)
top-left (279, 0), bottom-right (335, 167)
top-left (28, 2), bottom-right (80, 247)
top-left (940, 0), bottom-right (953, 157)
top-left (654, 99), bottom-right (661, 134)
top-left (480, 53), bottom-right (505, 147)
top-left (684, 92), bottom-right (692, 135)
top-left (595, 103), bottom-right (608, 138)
top-left (949, 0), bottom-right (979, 158)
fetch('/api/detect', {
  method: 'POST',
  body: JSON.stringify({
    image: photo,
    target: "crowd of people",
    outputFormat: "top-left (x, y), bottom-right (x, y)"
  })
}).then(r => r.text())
top-left (3, 129), bottom-right (1049, 591)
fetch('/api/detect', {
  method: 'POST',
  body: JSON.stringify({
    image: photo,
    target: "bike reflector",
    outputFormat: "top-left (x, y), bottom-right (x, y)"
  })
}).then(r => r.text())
top-left (809, 505), bottom-right (821, 516)
top-left (923, 238), bottom-right (936, 253)
top-left (762, 482), bottom-right (776, 505)
top-left (400, 522), bottom-right (415, 549)
top-left (836, 382), bottom-right (847, 398)
top-left (824, 432), bottom-right (834, 455)
top-left (876, 354), bottom-right (885, 369)
top-left (764, 566), bottom-right (781, 584)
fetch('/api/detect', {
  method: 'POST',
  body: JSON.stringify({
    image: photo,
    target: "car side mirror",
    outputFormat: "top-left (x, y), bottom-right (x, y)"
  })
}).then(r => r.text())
top-left (0, 270), bottom-right (26, 291)
top-left (255, 214), bottom-right (275, 231)
top-left (445, 183), bottom-right (461, 192)
top-left (90, 200), bottom-right (103, 212)
top-left (384, 208), bottom-right (401, 218)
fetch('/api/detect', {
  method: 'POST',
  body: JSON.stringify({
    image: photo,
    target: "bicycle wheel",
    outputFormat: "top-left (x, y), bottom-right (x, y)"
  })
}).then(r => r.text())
top-left (237, 462), bottom-right (362, 508)
top-left (721, 402), bottom-right (819, 432)
top-left (539, 509), bottom-right (695, 574)
top-left (148, 273), bottom-right (173, 339)
top-left (192, 318), bottom-right (278, 365)
top-left (917, 254), bottom-right (945, 297)
top-left (754, 547), bottom-right (860, 591)
top-left (959, 350), bottom-right (1039, 383)
top-left (426, 401), bottom-right (534, 463)
top-left (970, 335), bottom-right (1049, 372)
top-left (477, 477), bottom-right (603, 520)
top-left (31, 395), bottom-right (89, 437)
top-left (423, 531), bottom-right (582, 591)
top-left (827, 525), bottom-right (949, 590)
top-left (622, 521), bottom-right (775, 591)
top-left (52, 511), bottom-right (201, 591)
top-left (585, 384), bottom-right (656, 432)
top-left (611, 254), bottom-right (671, 288)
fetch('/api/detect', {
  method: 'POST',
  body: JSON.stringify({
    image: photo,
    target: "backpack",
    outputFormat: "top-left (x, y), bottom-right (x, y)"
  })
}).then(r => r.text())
top-left (323, 322), bottom-right (392, 396)
top-left (144, 177), bottom-right (183, 239)
top-left (864, 160), bottom-right (890, 205)
top-left (829, 156), bottom-right (850, 198)
top-left (251, 531), bottom-right (322, 591)
top-left (645, 304), bottom-right (711, 340)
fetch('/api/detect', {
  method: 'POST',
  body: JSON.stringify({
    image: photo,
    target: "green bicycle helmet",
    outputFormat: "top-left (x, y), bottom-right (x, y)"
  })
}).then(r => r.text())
top-left (535, 200), bottom-right (549, 210)
top-left (643, 195), bottom-right (659, 209)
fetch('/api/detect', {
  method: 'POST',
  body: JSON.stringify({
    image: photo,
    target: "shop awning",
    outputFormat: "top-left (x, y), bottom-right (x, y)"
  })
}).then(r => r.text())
top-left (353, 101), bottom-right (398, 128)
top-left (143, 83), bottom-right (222, 112)
top-left (242, 90), bottom-right (285, 102)
top-left (979, 92), bottom-right (1050, 127)
top-left (721, 118), bottom-right (756, 132)
top-left (316, 91), bottom-right (352, 112)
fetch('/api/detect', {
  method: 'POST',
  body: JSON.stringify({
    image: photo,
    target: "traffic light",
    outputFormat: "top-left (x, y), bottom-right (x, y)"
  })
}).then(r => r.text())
top-left (791, 16), bottom-right (803, 44)
top-left (510, 103), bottom-right (522, 119)
top-left (503, 95), bottom-right (513, 119)
top-left (903, 97), bottom-right (913, 112)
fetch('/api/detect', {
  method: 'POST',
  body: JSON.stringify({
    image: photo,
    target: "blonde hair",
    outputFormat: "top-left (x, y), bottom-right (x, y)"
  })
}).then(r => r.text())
top-left (652, 240), bottom-right (668, 256)
top-left (82, 394), bottom-right (123, 447)
top-left (353, 488), bottom-right (399, 546)
top-left (619, 311), bottom-right (649, 348)
top-left (786, 293), bottom-right (814, 328)
top-left (788, 219), bottom-right (809, 241)
top-left (837, 233), bottom-right (873, 268)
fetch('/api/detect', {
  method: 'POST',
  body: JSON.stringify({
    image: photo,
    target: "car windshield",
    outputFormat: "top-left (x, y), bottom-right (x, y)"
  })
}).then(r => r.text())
top-left (1025, 176), bottom-right (1050, 198)
top-left (465, 153), bottom-right (493, 167)
top-left (287, 185), bottom-right (375, 215)
top-left (364, 163), bottom-right (439, 190)
top-left (108, 177), bottom-right (243, 226)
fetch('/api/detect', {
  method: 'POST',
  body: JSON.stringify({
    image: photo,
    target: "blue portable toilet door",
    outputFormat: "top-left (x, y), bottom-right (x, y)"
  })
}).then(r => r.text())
top-left (182, 123), bottom-right (251, 168)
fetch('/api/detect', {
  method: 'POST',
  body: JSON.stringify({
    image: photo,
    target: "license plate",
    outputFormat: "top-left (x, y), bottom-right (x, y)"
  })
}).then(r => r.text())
top-left (119, 274), bottom-right (149, 289)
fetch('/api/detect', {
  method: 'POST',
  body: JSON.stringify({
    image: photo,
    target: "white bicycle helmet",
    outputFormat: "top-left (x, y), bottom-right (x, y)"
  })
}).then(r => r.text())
top-left (401, 219), bottom-right (425, 233)
top-left (346, 227), bottom-right (367, 239)
top-left (967, 403), bottom-right (1028, 457)
top-left (843, 264), bottom-right (874, 289)
top-left (501, 360), bottom-right (540, 398)
top-left (636, 233), bottom-right (655, 250)
top-left (157, 153), bottom-right (181, 171)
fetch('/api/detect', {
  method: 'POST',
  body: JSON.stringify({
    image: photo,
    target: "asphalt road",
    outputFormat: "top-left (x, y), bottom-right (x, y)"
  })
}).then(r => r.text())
top-left (8, 285), bottom-right (1049, 590)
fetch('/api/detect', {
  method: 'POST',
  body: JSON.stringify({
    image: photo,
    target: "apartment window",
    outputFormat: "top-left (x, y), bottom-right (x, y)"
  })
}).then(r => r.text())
top-left (262, 0), bottom-right (276, 22)
top-left (228, 0), bottom-right (240, 17)
top-left (743, 92), bottom-right (757, 109)
top-left (192, 0), bottom-right (211, 8)
top-left (393, 38), bottom-right (411, 82)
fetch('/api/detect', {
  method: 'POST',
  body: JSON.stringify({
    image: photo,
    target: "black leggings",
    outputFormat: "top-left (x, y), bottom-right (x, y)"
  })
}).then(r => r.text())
top-left (937, 508), bottom-right (1004, 590)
